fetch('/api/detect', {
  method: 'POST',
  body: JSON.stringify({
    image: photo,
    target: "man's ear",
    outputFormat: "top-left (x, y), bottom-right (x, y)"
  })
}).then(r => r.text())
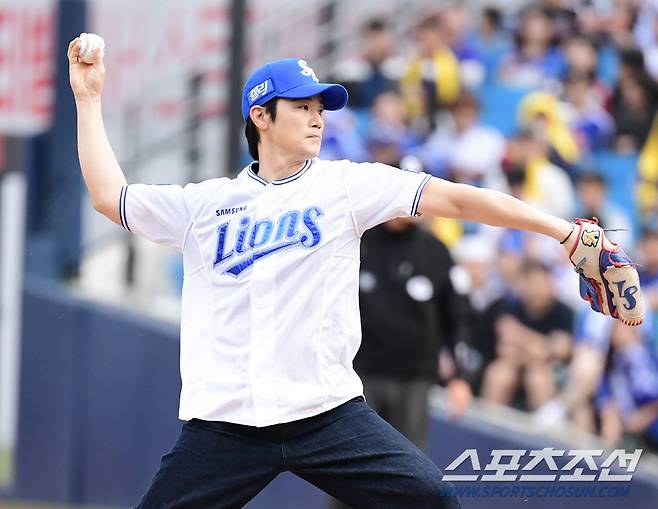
top-left (250, 105), bottom-right (269, 130)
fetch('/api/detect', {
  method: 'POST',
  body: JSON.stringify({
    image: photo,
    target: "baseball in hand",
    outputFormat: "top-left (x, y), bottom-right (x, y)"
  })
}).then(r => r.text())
top-left (78, 32), bottom-right (105, 63)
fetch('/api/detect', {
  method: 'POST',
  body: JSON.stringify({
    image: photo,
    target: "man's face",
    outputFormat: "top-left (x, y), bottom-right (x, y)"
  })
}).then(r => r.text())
top-left (522, 11), bottom-right (552, 45)
top-left (262, 96), bottom-right (324, 159)
top-left (578, 179), bottom-right (606, 212)
top-left (521, 267), bottom-right (554, 310)
top-left (452, 103), bottom-right (478, 132)
top-left (364, 29), bottom-right (392, 63)
top-left (414, 27), bottom-right (442, 56)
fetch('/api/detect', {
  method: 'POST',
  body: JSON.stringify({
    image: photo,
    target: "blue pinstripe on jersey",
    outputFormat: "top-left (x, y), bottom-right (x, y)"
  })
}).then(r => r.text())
top-left (411, 174), bottom-right (431, 216)
top-left (247, 160), bottom-right (312, 186)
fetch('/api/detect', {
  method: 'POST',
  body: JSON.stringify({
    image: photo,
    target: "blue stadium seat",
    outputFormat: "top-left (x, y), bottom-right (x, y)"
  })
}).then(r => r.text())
top-left (476, 84), bottom-right (532, 136)
top-left (351, 107), bottom-right (373, 139)
top-left (592, 150), bottom-right (639, 230)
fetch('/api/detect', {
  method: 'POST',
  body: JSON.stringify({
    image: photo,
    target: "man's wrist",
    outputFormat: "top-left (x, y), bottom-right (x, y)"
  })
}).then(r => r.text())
top-left (75, 95), bottom-right (102, 109)
top-left (559, 223), bottom-right (576, 245)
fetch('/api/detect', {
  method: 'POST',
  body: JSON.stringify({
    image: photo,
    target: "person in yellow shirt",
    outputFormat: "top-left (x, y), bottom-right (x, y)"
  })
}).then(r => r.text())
top-left (400, 14), bottom-right (461, 135)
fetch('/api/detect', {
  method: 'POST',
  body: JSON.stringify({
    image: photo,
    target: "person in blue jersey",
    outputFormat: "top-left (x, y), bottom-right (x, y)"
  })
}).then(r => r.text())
top-left (597, 319), bottom-right (658, 452)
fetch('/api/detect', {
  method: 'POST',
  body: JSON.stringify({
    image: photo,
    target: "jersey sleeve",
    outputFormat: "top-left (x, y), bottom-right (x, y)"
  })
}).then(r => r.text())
top-left (119, 183), bottom-right (199, 251)
top-left (339, 161), bottom-right (431, 233)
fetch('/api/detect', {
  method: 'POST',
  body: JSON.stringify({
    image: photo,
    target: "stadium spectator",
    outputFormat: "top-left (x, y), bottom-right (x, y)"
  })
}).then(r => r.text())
top-left (540, 0), bottom-right (578, 40)
top-left (561, 33), bottom-right (613, 127)
top-left (354, 216), bottom-right (472, 449)
top-left (610, 71), bottom-right (658, 153)
top-left (481, 258), bottom-right (573, 411)
top-left (562, 72), bottom-right (614, 154)
top-left (365, 90), bottom-right (421, 166)
top-left (616, 47), bottom-right (649, 85)
top-left (470, 5), bottom-right (513, 84)
top-left (597, 320), bottom-right (658, 452)
top-left (331, 19), bottom-right (403, 110)
top-left (416, 91), bottom-right (505, 186)
top-left (574, 171), bottom-right (633, 249)
top-left (563, 35), bottom-right (599, 83)
top-left (498, 6), bottom-right (566, 89)
top-left (501, 130), bottom-right (575, 218)
top-left (439, 3), bottom-right (485, 89)
top-left (534, 311), bottom-right (613, 434)
top-left (601, 0), bottom-right (639, 51)
top-left (637, 219), bottom-right (658, 354)
top-left (450, 234), bottom-right (508, 394)
top-left (517, 91), bottom-right (581, 175)
top-left (633, 0), bottom-right (658, 80)
top-left (400, 14), bottom-right (461, 134)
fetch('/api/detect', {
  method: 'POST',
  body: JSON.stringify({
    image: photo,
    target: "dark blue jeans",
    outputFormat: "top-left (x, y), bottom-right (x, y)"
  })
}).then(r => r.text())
top-left (135, 396), bottom-right (461, 509)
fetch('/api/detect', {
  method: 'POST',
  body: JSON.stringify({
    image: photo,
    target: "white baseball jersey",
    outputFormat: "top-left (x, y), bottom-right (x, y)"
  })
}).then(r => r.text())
top-left (119, 158), bottom-right (431, 426)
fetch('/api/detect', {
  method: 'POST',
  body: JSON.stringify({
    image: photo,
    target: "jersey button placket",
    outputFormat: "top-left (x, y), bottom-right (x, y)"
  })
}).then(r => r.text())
top-left (249, 193), bottom-right (279, 425)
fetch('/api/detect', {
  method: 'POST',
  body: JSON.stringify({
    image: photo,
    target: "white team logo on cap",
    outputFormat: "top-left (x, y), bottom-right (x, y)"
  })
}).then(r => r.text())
top-left (298, 60), bottom-right (319, 82)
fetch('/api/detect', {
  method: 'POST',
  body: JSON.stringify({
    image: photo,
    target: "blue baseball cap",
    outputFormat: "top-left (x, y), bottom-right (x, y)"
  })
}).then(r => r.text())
top-left (242, 58), bottom-right (348, 120)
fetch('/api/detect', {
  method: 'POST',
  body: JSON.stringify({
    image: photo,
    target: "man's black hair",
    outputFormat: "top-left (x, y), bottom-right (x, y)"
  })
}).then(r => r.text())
top-left (620, 48), bottom-right (645, 73)
top-left (577, 171), bottom-right (606, 187)
top-left (244, 97), bottom-right (279, 160)
top-left (521, 257), bottom-right (552, 275)
top-left (482, 6), bottom-right (502, 30)
top-left (364, 18), bottom-right (388, 33)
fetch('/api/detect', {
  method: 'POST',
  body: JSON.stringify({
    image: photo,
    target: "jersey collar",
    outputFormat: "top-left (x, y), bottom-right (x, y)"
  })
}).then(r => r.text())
top-left (246, 159), bottom-right (313, 187)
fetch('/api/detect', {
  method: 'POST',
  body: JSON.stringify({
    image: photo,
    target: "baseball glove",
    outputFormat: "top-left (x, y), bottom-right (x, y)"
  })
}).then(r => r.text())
top-left (564, 218), bottom-right (643, 326)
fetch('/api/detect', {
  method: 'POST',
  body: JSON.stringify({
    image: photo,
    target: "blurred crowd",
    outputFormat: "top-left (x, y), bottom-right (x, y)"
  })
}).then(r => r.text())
top-left (319, 1), bottom-right (658, 452)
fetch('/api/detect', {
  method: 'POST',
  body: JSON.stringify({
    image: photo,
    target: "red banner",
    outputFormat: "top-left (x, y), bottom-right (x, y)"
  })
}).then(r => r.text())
top-left (0, 1), bottom-right (55, 135)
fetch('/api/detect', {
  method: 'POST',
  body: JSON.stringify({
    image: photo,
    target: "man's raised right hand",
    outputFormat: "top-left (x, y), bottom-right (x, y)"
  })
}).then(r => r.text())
top-left (67, 36), bottom-right (105, 100)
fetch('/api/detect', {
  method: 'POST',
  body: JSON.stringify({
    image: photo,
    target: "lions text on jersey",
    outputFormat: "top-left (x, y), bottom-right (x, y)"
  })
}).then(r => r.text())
top-left (119, 158), bottom-right (430, 426)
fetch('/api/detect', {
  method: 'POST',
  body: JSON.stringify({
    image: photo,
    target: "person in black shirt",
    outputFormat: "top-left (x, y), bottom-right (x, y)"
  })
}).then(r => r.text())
top-left (328, 215), bottom-right (471, 509)
top-left (354, 216), bottom-right (472, 448)
top-left (481, 258), bottom-right (573, 410)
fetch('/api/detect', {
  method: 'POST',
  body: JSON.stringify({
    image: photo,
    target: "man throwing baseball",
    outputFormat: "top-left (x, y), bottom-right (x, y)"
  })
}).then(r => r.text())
top-left (67, 35), bottom-right (643, 509)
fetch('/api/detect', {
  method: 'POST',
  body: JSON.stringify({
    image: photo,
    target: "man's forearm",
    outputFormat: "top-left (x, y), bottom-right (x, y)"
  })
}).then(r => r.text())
top-left (419, 179), bottom-right (573, 242)
top-left (76, 97), bottom-right (126, 224)
top-left (457, 185), bottom-right (572, 242)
